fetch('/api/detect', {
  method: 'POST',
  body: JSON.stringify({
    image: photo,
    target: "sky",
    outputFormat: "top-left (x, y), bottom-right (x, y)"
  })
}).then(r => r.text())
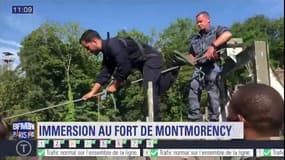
top-left (0, 0), bottom-right (284, 67)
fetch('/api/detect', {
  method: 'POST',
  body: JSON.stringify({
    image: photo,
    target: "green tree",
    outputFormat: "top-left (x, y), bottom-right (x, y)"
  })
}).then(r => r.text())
top-left (227, 15), bottom-right (284, 93)
top-left (6, 15), bottom-right (282, 123)
top-left (18, 23), bottom-right (100, 121)
top-left (0, 69), bottom-right (33, 123)
top-left (268, 17), bottom-right (284, 68)
top-left (231, 15), bottom-right (284, 68)
top-left (154, 18), bottom-right (198, 121)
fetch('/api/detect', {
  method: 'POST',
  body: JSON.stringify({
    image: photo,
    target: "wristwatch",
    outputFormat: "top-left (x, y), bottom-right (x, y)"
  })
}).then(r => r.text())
top-left (211, 43), bottom-right (218, 49)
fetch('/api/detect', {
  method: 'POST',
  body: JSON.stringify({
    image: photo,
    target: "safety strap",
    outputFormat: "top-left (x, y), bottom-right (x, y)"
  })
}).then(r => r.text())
top-left (131, 38), bottom-right (146, 58)
top-left (106, 32), bottom-right (160, 61)
top-left (118, 37), bottom-right (159, 61)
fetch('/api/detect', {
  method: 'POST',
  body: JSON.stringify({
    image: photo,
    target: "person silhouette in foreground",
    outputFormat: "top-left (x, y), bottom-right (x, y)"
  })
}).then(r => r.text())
top-left (227, 83), bottom-right (284, 140)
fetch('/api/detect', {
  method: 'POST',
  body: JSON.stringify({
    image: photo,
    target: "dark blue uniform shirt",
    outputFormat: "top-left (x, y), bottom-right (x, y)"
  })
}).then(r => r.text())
top-left (95, 37), bottom-right (159, 85)
top-left (189, 26), bottom-right (230, 58)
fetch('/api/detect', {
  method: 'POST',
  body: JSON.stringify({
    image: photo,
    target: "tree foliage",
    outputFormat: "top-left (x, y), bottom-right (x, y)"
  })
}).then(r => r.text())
top-left (16, 23), bottom-right (101, 121)
top-left (0, 15), bottom-right (283, 126)
top-left (231, 15), bottom-right (284, 68)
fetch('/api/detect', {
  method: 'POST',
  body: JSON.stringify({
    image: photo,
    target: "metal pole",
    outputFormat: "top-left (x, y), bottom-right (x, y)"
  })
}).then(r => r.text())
top-left (97, 96), bottom-right (100, 121)
top-left (146, 81), bottom-right (154, 160)
top-left (147, 81), bottom-right (154, 122)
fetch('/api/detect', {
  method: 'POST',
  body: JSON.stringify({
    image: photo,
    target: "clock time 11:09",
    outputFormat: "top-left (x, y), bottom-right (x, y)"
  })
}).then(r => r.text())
top-left (12, 6), bottom-right (33, 14)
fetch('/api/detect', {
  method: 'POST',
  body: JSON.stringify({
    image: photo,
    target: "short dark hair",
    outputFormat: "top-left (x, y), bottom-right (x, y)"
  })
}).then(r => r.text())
top-left (196, 11), bottom-right (210, 18)
top-left (79, 29), bottom-right (101, 43)
top-left (229, 83), bottom-right (284, 136)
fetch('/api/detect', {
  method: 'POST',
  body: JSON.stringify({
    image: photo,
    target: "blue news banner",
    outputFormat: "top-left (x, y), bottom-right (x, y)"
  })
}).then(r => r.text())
top-left (1, 121), bottom-right (282, 157)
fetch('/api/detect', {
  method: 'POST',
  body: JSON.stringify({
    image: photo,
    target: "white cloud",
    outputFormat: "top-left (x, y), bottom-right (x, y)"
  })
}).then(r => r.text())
top-left (3, 14), bottom-right (42, 35)
top-left (0, 38), bottom-right (22, 48)
top-left (0, 46), bottom-right (19, 54)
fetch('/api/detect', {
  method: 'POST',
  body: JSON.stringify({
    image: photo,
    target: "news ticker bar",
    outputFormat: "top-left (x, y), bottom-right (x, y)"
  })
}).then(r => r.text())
top-left (36, 148), bottom-right (284, 157)
top-left (0, 140), bottom-right (283, 157)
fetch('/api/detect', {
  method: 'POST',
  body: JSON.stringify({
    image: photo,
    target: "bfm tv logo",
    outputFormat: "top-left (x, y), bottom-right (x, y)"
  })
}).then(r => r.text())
top-left (13, 121), bottom-right (35, 140)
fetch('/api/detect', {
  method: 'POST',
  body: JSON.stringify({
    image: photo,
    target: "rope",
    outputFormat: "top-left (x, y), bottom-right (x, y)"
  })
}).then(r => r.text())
top-left (4, 80), bottom-right (117, 120)
top-left (174, 48), bottom-right (226, 65)
top-left (131, 66), bottom-right (180, 84)
top-left (3, 65), bottom-right (190, 120)
top-left (4, 91), bottom-right (105, 120)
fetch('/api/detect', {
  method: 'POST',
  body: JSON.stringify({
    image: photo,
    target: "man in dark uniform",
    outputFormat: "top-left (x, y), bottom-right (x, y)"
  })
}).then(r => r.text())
top-left (187, 11), bottom-right (232, 121)
top-left (79, 29), bottom-right (185, 121)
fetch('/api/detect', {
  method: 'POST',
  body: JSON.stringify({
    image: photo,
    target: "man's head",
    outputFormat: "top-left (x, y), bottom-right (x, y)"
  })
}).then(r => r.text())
top-left (79, 29), bottom-right (102, 55)
top-left (227, 83), bottom-right (284, 140)
top-left (195, 11), bottom-right (211, 31)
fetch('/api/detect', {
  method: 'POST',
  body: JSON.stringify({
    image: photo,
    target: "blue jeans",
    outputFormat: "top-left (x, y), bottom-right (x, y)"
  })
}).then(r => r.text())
top-left (188, 63), bottom-right (221, 121)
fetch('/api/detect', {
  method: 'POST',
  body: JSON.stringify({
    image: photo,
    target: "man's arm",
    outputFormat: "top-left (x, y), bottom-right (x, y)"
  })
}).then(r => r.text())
top-left (83, 64), bottom-right (115, 100)
top-left (107, 53), bottom-right (131, 93)
top-left (211, 31), bottom-right (232, 49)
top-left (107, 39), bottom-right (132, 92)
top-left (107, 80), bottom-right (122, 93)
top-left (82, 83), bottom-right (102, 100)
top-left (113, 52), bottom-right (132, 81)
top-left (206, 31), bottom-right (232, 60)
top-left (188, 53), bottom-right (196, 64)
top-left (95, 57), bottom-right (116, 85)
top-left (82, 59), bottom-right (115, 100)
